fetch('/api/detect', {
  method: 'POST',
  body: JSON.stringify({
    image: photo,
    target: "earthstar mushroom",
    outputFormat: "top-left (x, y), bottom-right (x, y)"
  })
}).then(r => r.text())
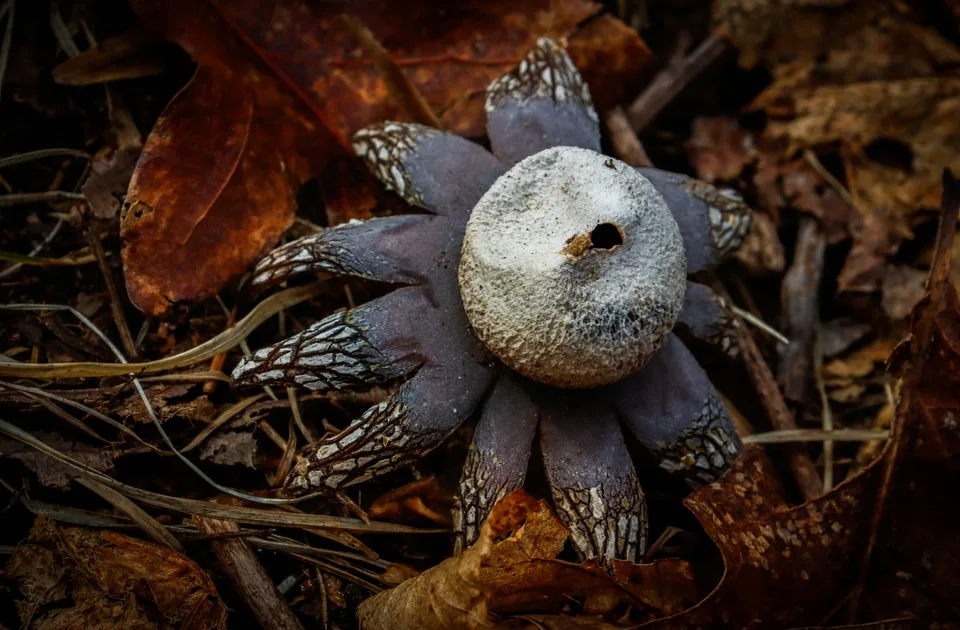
top-left (233, 38), bottom-right (750, 565)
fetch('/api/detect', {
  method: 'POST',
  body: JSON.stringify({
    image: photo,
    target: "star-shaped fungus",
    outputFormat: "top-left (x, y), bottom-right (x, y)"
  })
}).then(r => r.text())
top-left (234, 38), bottom-right (752, 565)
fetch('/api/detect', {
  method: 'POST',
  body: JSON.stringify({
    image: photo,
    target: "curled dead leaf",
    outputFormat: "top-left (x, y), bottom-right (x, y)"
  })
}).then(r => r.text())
top-left (2, 515), bottom-right (226, 629)
top-left (121, 65), bottom-right (297, 315)
top-left (0, 432), bottom-right (114, 490)
top-left (368, 476), bottom-right (455, 526)
top-left (358, 490), bottom-right (698, 629)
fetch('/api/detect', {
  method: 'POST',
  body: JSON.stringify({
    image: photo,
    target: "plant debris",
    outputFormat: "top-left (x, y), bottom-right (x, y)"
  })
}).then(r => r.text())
top-left (2, 0), bottom-right (960, 627)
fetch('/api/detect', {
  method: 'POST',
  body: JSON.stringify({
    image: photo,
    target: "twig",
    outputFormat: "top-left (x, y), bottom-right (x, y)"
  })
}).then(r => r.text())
top-left (0, 283), bottom-right (322, 378)
top-left (204, 302), bottom-right (236, 393)
top-left (0, 0), bottom-right (14, 102)
top-left (626, 29), bottom-right (730, 132)
top-left (269, 418), bottom-right (298, 488)
top-left (86, 220), bottom-right (138, 358)
top-left (0, 148), bottom-right (90, 168)
top-left (258, 421), bottom-right (288, 450)
top-left (194, 516), bottom-right (306, 630)
top-left (743, 429), bottom-right (887, 444)
top-left (0, 418), bottom-right (440, 533)
top-left (733, 303), bottom-right (824, 499)
top-left (813, 333), bottom-right (835, 490)
top-left (605, 106), bottom-right (652, 167)
top-left (78, 477), bottom-right (182, 551)
top-left (11, 386), bottom-right (108, 443)
top-left (0, 190), bottom-right (85, 207)
top-left (803, 149), bottom-right (863, 216)
top-left (48, 4), bottom-right (80, 57)
top-left (182, 394), bottom-right (266, 453)
top-left (0, 380), bottom-right (158, 450)
top-left (288, 386), bottom-right (316, 443)
top-left (778, 217), bottom-right (826, 402)
top-left (0, 303), bottom-right (326, 505)
top-left (729, 305), bottom-right (789, 345)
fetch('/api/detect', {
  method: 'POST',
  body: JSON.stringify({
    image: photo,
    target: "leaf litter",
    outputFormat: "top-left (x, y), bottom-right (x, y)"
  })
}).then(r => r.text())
top-left (1, 0), bottom-right (960, 628)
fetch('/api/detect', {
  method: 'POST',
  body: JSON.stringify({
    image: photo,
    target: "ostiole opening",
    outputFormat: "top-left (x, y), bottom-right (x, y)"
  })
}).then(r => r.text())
top-left (561, 222), bottom-right (624, 257)
top-left (590, 223), bottom-right (623, 250)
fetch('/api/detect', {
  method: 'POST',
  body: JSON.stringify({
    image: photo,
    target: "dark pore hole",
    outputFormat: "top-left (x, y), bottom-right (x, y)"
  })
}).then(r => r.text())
top-left (863, 137), bottom-right (914, 174)
top-left (590, 223), bottom-right (623, 249)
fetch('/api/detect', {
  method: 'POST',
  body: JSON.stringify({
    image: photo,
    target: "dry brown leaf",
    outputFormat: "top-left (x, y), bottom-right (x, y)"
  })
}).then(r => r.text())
top-left (368, 476), bottom-right (455, 526)
top-left (358, 490), bottom-right (697, 629)
top-left (0, 432), bottom-right (114, 490)
top-left (2, 515), bottom-right (227, 629)
top-left (881, 265), bottom-right (929, 321)
top-left (824, 337), bottom-right (897, 384)
top-left (112, 383), bottom-right (214, 424)
top-left (132, 0), bottom-right (653, 226)
top-left (716, 0), bottom-right (960, 292)
top-left (685, 117), bottom-right (757, 183)
top-left (199, 430), bottom-right (259, 468)
top-left (121, 64), bottom-right (299, 315)
top-left (357, 519), bottom-right (493, 630)
top-left (641, 446), bottom-right (883, 628)
top-left (854, 172), bottom-right (960, 623)
top-left (733, 211), bottom-right (785, 275)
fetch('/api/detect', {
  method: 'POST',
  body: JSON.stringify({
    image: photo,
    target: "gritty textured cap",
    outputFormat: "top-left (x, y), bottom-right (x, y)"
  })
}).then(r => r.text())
top-left (459, 146), bottom-right (687, 388)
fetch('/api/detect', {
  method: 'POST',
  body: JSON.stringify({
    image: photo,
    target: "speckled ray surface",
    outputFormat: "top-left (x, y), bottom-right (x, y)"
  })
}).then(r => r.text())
top-left (538, 390), bottom-right (647, 564)
top-left (232, 286), bottom-right (431, 392)
top-left (675, 281), bottom-right (740, 358)
top-left (637, 168), bottom-right (753, 274)
top-left (612, 334), bottom-right (743, 487)
top-left (485, 38), bottom-right (601, 166)
top-left (353, 122), bottom-right (506, 217)
top-left (454, 372), bottom-right (539, 553)
top-left (249, 214), bottom-right (447, 291)
top-left (285, 360), bottom-right (496, 494)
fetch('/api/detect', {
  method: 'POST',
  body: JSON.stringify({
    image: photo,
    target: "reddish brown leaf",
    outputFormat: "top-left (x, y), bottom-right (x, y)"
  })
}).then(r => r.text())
top-left (2, 515), bottom-right (226, 629)
top-left (640, 446), bottom-right (883, 629)
top-left (358, 490), bottom-right (698, 629)
top-left (121, 65), bottom-right (297, 314)
top-left (125, 1), bottom-right (653, 303)
top-left (368, 476), bottom-right (455, 526)
top-left (204, 0), bottom-right (651, 139)
top-left (685, 117), bottom-right (756, 183)
top-left (859, 172), bottom-right (960, 624)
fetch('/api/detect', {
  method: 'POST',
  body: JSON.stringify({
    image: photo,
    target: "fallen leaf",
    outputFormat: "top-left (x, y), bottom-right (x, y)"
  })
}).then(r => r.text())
top-left (52, 29), bottom-right (174, 85)
top-left (2, 515), bottom-right (227, 629)
top-left (199, 430), bottom-right (259, 468)
top-left (368, 476), bottom-right (455, 526)
top-left (820, 318), bottom-right (872, 358)
top-left (0, 432), bottom-right (114, 490)
top-left (132, 0), bottom-right (653, 226)
top-left (861, 171), bottom-right (960, 623)
top-left (112, 383), bottom-right (214, 424)
top-left (641, 445), bottom-right (883, 628)
top-left (685, 117), bottom-right (757, 183)
top-left (881, 265), bottom-right (928, 321)
top-left (121, 64), bottom-right (298, 315)
top-left (357, 516), bottom-right (492, 630)
top-left (205, 0), bottom-right (650, 140)
top-left (716, 0), bottom-right (960, 291)
top-left (824, 337), bottom-right (897, 384)
top-left (358, 490), bottom-right (698, 629)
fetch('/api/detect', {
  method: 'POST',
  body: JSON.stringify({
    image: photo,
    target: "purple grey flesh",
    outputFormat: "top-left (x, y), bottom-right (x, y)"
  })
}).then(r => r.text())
top-left (233, 38), bottom-right (749, 566)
